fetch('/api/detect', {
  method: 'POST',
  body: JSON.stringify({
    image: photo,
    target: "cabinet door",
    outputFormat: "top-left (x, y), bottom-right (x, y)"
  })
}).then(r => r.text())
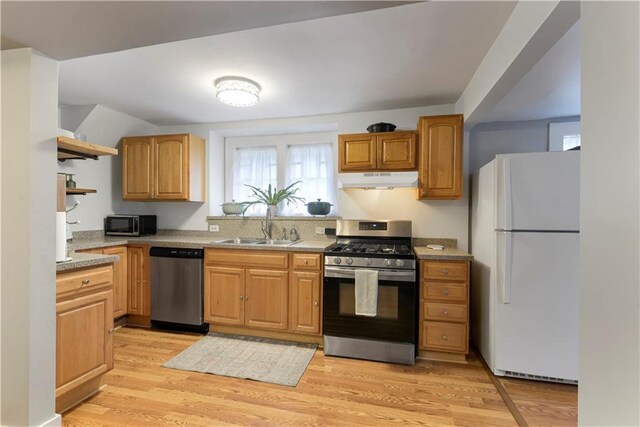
top-left (245, 269), bottom-right (289, 330)
top-left (56, 290), bottom-right (113, 397)
top-left (417, 115), bottom-right (463, 199)
top-left (103, 246), bottom-right (127, 318)
top-left (127, 246), bottom-right (149, 316)
top-left (122, 137), bottom-right (153, 200)
top-left (338, 134), bottom-right (377, 172)
top-left (204, 266), bottom-right (245, 326)
top-left (154, 134), bottom-right (189, 200)
top-left (377, 132), bottom-right (417, 170)
top-left (290, 271), bottom-right (321, 335)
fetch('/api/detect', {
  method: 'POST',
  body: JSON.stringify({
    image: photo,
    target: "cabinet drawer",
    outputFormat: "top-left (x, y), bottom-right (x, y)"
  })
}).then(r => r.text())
top-left (206, 249), bottom-right (289, 269)
top-left (57, 265), bottom-right (113, 298)
top-left (292, 253), bottom-right (321, 270)
top-left (422, 281), bottom-right (468, 302)
top-left (422, 261), bottom-right (468, 281)
top-left (422, 302), bottom-right (467, 323)
top-left (421, 321), bottom-right (467, 353)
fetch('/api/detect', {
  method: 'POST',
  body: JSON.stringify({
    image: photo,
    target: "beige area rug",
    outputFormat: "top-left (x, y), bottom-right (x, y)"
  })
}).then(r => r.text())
top-left (162, 333), bottom-right (317, 387)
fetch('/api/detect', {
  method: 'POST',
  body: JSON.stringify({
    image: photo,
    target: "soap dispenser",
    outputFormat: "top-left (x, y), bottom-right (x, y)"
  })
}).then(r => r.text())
top-left (290, 225), bottom-right (299, 241)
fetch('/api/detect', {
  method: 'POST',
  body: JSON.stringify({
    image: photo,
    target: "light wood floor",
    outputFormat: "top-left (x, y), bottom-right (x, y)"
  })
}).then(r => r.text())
top-left (62, 327), bottom-right (576, 426)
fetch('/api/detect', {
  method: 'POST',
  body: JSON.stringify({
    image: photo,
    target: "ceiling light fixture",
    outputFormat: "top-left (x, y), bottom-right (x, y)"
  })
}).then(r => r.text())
top-left (214, 76), bottom-right (261, 107)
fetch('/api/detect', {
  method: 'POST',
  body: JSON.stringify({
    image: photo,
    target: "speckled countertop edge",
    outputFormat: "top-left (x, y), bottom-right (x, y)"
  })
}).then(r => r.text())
top-left (413, 247), bottom-right (473, 261)
top-left (56, 252), bottom-right (119, 272)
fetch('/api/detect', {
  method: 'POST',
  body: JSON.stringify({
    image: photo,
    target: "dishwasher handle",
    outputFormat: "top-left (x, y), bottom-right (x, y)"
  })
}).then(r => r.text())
top-left (149, 247), bottom-right (203, 259)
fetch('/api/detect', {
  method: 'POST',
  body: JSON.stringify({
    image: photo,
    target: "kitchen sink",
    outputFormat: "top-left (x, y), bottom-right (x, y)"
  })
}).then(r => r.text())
top-left (212, 238), bottom-right (265, 244)
top-left (254, 239), bottom-right (299, 246)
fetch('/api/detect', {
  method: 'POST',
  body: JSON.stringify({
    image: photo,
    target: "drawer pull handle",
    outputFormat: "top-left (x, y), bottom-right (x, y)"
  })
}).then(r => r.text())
top-left (442, 335), bottom-right (448, 341)
top-left (442, 289), bottom-right (449, 296)
top-left (304, 260), bottom-right (309, 264)
top-left (442, 310), bottom-right (449, 316)
top-left (442, 269), bottom-right (449, 274)
top-left (314, 301), bottom-right (319, 307)
top-left (81, 279), bottom-right (90, 285)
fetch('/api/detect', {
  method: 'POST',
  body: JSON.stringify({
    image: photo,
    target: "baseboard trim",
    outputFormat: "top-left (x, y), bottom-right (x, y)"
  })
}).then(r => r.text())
top-left (39, 413), bottom-right (62, 427)
top-left (211, 325), bottom-right (323, 346)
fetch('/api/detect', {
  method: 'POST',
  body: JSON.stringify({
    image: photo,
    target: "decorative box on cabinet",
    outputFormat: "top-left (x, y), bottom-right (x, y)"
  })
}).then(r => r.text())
top-left (56, 264), bottom-right (114, 413)
top-left (419, 260), bottom-right (470, 362)
top-left (338, 131), bottom-right (417, 172)
top-left (122, 133), bottom-right (205, 201)
top-left (417, 115), bottom-right (463, 200)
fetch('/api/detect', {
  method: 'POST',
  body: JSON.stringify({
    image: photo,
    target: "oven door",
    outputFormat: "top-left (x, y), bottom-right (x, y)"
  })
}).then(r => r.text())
top-left (323, 266), bottom-right (417, 344)
top-left (104, 216), bottom-right (138, 236)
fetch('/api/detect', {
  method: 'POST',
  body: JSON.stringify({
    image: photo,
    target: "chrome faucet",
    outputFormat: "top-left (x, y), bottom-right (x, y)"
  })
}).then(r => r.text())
top-left (281, 227), bottom-right (287, 240)
top-left (261, 207), bottom-right (273, 240)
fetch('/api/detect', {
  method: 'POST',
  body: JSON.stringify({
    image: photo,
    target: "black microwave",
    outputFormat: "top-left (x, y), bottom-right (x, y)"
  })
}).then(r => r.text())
top-left (104, 215), bottom-right (157, 236)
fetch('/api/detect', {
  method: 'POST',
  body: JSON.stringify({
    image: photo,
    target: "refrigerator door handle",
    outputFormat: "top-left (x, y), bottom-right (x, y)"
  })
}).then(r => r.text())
top-left (498, 231), bottom-right (513, 304)
top-left (502, 158), bottom-right (513, 231)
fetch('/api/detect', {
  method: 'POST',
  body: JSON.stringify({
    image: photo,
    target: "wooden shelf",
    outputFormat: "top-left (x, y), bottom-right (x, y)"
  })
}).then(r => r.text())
top-left (66, 187), bottom-right (97, 195)
top-left (57, 136), bottom-right (118, 161)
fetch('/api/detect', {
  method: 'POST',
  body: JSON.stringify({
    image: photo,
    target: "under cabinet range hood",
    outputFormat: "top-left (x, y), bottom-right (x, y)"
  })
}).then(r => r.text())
top-left (338, 171), bottom-right (419, 189)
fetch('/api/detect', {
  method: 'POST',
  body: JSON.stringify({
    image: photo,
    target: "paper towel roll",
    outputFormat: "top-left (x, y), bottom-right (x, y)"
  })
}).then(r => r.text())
top-left (56, 212), bottom-right (67, 262)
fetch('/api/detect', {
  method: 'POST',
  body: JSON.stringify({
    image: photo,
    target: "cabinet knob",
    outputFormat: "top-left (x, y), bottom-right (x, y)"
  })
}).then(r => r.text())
top-left (244, 296), bottom-right (249, 301)
top-left (304, 260), bottom-right (309, 264)
top-left (137, 280), bottom-right (141, 284)
top-left (108, 329), bottom-right (114, 335)
top-left (314, 301), bottom-right (319, 307)
top-left (442, 289), bottom-right (449, 296)
top-left (82, 279), bottom-right (90, 285)
top-left (442, 269), bottom-right (449, 274)
top-left (442, 310), bottom-right (449, 316)
top-left (239, 296), bottom-right (244, 300)
top-left (442, 335), bottom-right (448, 341)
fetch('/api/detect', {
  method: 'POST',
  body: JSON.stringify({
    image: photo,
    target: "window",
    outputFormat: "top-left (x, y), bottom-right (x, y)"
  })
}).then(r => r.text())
top-left (225, 133), bottom-right (337, 216)
top-left (549, 121), bottom-right (581, 151)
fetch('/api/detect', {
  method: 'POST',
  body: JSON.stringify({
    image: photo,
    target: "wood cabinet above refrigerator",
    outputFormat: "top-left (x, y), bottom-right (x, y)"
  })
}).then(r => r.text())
top-left (122, 133), bottom-right (205, 202)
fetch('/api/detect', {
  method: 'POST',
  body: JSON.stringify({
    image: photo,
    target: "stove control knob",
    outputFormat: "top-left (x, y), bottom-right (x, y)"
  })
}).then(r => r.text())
top-left (346, 257), bottom-right (353, 265)
top-left (333, 257), bottom-right (342, 265)
top-left (396, 259), bottom-right (405, 267)
top-left (365, 258), bottom-right (372, 266)
top-left (384, 259), bottom-right (393, 267)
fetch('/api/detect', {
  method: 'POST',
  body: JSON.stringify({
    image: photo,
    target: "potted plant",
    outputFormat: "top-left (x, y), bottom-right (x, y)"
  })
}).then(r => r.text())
top-left (242, 181), bottom-right (306, 216)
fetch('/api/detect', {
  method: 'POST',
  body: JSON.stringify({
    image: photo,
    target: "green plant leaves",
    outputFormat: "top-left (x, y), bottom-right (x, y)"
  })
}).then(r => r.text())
top-left (242, 181), bottom-right (306, 209)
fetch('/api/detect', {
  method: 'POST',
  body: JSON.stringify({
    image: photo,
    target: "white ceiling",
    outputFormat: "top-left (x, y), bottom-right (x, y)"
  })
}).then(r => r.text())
top-left (54, 1), bottom-right (516, 125)
top-left (0, 1), bottom-right (412, 60)
top-left (479, 21), bottom-right (581, 123)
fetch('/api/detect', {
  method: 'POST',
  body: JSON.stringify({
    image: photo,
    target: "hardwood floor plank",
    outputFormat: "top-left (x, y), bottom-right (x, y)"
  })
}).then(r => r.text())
top-left (62, 327), bottom-right (575, 427)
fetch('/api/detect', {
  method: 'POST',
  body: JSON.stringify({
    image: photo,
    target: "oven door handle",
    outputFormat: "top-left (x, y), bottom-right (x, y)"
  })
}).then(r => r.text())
top-left (324, 266), bottom-right (416, 282)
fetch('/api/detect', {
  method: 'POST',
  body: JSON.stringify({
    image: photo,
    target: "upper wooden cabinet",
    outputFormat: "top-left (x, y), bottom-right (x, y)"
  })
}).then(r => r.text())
top-left (417, 115), bottom-right (463, 200)
top-left (338, 131), bottom-right (417, 172)
top-left (122, 133), bottom-right (205, 202)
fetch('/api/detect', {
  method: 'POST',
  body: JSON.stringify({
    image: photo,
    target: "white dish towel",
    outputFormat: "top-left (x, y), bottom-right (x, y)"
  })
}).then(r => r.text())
top-left (355, 269), bottom-right (379, 317)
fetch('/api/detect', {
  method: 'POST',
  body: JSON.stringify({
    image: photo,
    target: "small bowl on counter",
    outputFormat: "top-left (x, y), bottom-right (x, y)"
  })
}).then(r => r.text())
top-left (221, 200), bottom-right (247, 216)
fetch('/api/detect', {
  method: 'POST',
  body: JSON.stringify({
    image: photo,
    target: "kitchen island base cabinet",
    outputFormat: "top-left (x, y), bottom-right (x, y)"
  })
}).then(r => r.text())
top-left (56, 264), bottom-right (114, 413)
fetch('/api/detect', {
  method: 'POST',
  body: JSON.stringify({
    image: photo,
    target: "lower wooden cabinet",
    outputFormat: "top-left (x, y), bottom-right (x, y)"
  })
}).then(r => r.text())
top-left (56, 264), bottom-right (114, 413)
top-left (419, 260), bottom-right (470, 357)
top-left (290, 271), bottom-right (321, 334)
top-left (204, 249), bottom-right (322, 337)
top-left (127, 245), bottom-right (150, 318)
top-left (77, 246), bottom-right (127, 319)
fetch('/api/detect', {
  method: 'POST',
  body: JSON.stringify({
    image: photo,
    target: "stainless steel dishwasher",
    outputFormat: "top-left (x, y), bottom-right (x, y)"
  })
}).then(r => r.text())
top-left (150, 247), bottom-right (208, 333)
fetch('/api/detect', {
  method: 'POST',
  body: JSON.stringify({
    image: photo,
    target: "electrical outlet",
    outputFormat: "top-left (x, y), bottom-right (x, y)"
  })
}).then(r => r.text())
top-left (209, 224), bottom-right (219, 232)
top-left (315, 227), bottom-right (326, 235)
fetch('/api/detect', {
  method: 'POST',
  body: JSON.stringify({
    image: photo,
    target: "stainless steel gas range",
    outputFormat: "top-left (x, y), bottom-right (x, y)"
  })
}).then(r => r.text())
top-left (323, 219), bottom-right (417, 365)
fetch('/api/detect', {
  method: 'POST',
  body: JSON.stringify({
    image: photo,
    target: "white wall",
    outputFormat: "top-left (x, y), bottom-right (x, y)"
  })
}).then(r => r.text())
top-left (158, 104), bottom-right (470, 249)
top-left (1, 48), bottom-right (60, 426)
top-left (469, 116), bottom-right (580, 173)
top-left (579, 2), bottom-right (640, 425)
top-left (58, 105), bottom-right (158, 233)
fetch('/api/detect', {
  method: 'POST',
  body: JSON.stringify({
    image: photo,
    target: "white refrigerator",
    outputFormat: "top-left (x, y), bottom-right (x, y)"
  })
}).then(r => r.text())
top-left (471, 151), bottom-right (579, 383)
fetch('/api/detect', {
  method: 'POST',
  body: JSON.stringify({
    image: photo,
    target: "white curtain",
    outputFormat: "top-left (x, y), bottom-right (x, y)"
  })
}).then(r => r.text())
top-left (232, 146), bottom-right (277, 215)
top-left (282, 143), bottom-right (336, 215)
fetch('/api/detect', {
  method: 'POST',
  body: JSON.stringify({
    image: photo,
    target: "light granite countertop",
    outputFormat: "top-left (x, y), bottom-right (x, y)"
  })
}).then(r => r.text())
top-left (68, 235), bottom-right (334, 253)
top-left (413, 246), bottom-right (473, 261)
top-left (56, 252), bottom-right (119, 273)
